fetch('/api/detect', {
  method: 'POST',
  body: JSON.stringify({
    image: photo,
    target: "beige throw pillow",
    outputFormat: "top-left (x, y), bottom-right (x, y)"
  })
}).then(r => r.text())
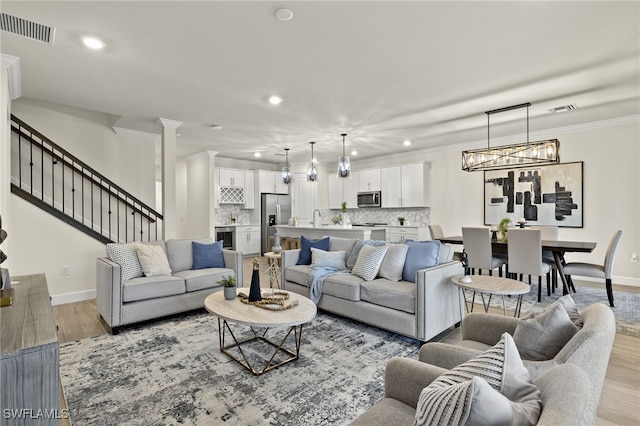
top-left (378, 244), bottom-right (409, 281)
top-left (134, 243), bottom-right (172, 277)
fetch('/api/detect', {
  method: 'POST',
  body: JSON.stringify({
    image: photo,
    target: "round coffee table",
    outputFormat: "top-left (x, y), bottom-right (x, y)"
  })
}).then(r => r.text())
top-left (204, 288), bottom-right (316, 375)
top-left (451, 275), bottom-right (530, 317)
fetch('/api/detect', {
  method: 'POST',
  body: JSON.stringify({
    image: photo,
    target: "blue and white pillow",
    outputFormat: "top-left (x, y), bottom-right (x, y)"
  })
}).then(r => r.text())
top-left (106, 242), bottom-right (144, 282)
top-left (351, 245), bottom-right (389, 281)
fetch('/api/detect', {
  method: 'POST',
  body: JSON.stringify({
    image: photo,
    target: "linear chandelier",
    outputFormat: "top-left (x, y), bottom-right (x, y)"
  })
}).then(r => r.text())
top-left (462, 102), bottom-right (560, 172)
top-left (282, 148), bottom-right (292, 184)
top-left (337, 133), bottom-right (351, 178)
top-left (307, 141), bottom-right (318, 182)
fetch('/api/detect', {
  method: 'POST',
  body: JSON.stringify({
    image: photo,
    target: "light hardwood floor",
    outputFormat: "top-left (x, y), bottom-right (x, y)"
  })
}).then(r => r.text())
top-left (53, 258), bottom-right (640, 425)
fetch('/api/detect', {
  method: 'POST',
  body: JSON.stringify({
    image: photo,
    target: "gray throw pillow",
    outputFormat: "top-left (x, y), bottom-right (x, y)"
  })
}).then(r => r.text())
top-left (311, 247), bottom-right (346, 270)
top-left (522, 294), bottom-right (583, 328)
top-left (513, 302), bottom-right (579, 361)
top-left (415, 333), bottom-right (542, 426)
top-left (378, 244), bottom-right (409, 281)
top-left (328, 237), bottom-right (357, 260)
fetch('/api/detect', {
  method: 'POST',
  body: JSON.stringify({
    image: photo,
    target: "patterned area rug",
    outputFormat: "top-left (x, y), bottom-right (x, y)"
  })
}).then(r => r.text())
top-left (60, 311), bottom-right (439, 425)
top-left (465, 281), bottom-right (640, 337)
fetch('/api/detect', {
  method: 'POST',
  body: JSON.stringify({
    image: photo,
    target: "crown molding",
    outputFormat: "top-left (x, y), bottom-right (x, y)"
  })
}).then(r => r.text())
top-left (0, 54), bottom-right (21, 100)
top-left (112, 126), bottom-right (160, 140)
top-left (157, 118), bottom-right (183, 129)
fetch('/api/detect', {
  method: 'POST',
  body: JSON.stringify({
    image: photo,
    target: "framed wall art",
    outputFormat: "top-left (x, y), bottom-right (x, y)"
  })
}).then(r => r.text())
top-left (484, 161), bottom-right (583, 228)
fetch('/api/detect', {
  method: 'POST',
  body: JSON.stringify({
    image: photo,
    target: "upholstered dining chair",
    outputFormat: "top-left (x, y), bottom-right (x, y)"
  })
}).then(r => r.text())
top-left (507, 228), bottom-right (550, 302)
top-left (536, 226), bottom-right (561, 293)
top-left (428, 224), bottom-right (444, 240)
top-left (461, 227), bottom-right (505, 276)
top-left (563, 230), bottom-right (622, 307)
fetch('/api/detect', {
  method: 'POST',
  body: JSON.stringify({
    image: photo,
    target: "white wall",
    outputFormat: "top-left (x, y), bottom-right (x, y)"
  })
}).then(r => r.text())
top-left (7, 99), bottom-right (157, 301)
top-left (182, 151), bottom-right (216, 239)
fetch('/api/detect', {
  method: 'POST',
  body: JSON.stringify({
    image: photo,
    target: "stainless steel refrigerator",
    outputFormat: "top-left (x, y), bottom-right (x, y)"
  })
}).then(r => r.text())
top-left (261, 194), bottom-right (292, 255)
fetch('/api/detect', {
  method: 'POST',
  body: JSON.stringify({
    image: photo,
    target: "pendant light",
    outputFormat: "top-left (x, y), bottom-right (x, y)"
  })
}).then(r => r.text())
top-left (282, 148), bottom-right (292, 184)
top-left (337, 133), bottom-right (351, 178)
top-left (307, 142), bottom-right (318, 182)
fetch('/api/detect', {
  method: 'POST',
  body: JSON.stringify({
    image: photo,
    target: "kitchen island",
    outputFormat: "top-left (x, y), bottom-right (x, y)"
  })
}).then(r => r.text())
top-left (274, 225), bottom-right (386, 241)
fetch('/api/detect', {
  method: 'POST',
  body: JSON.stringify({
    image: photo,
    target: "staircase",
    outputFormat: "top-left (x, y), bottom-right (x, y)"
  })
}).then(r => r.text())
top-left (9, 114), bottom-right (163, 244)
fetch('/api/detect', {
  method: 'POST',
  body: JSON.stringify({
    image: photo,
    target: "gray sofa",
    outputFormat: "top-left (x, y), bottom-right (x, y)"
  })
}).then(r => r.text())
top-left (96, 237), bottom-right (242, 333)
top-left (281, 239), bottom-right (464, 342)
top-left (350, 358), bottom-right (591, 425)
top-left (417, 303), bottom-right (615, 425)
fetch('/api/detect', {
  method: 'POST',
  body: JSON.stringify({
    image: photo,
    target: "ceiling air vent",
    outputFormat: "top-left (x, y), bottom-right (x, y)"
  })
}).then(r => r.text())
top-left (548, 104), bottom-right (577, 114)
top-left (0, 12), bottom-right (55, 45)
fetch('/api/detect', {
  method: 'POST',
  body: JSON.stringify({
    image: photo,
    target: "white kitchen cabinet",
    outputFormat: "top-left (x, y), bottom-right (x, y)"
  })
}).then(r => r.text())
top-left (386, 226), bottom-right (430, 243)
top-left (235, 225), bottom-right (261, 255)
top-left (218, 168), bottom-right (245, 187)
top-left (243, 170), bottom-right (255, 209)
top-left (291, 172), bottom-right (316, 224)
top-left (358, 168), bottom-right (381, 192)
top-left (328, 174), bottom-right (358, 210)
top-left (257, 170), bottom-right (289, 195)
top-left (381, 162), bottom-right (430, 208)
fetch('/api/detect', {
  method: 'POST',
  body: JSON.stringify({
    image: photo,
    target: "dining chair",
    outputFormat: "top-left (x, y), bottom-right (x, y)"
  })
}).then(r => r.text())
top-left (461, 227), bottom-right (505, 276)
top-left (536, 225), bottom-right (561, 292)
top-left (428, 224), bottom-right (445, 240)
top-left (507, 228), bottom-right (551, 302)
top-left (563, 230), bottom-right (622, 307)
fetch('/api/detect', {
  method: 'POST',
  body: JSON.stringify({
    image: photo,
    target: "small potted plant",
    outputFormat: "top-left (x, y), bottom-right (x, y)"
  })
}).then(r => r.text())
top-left (397, 217), bottom-right (405, 226)
top-left (218, 275), bottom-right (237, 300)
top-left (341, 201), bottom-right (349, 226)
top-left (498, 218), bottom-right (511, 242)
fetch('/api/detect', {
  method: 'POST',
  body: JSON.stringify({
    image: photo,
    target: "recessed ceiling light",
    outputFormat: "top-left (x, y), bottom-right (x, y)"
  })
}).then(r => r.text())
top-left (403, 140), bottom-right (411, 146)
top-left (254, 152), bottom-right (261, 158)
top-left (268, 95), bottom-right (282, 105)
top-left (82, 36), bottom-right (105, 50)
top-left (351, 151), bottom-right (358, 156)
top-left (274, 8), bottom-right (294, 21)
top-left (548, 104), bottom-right (577, 113)
top-left (211, 125), bottom-right (222, 130)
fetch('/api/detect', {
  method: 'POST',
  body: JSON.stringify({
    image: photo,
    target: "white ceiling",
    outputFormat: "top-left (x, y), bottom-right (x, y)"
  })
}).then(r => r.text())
top-left (1, 1), bottom-right (639, 165)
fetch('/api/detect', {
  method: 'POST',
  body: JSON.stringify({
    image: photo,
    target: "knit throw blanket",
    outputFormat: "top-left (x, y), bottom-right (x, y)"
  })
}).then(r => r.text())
top-left (306, 266), bottom-right (350, 303)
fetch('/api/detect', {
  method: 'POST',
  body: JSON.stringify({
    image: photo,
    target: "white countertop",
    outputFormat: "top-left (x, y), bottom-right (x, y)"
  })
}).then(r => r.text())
top-left (214, 224), bottom-right (260, 227)
top-left (275, 224), bottom-right (378, 230)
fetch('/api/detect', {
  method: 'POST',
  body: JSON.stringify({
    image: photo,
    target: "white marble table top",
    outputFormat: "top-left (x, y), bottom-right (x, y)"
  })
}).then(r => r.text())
top-left (451, 275), bottom-right (530, 295)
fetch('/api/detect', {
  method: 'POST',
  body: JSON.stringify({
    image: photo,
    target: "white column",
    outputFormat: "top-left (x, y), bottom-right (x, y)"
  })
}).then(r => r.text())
top-left (157, 118), bottom-right (182, 240)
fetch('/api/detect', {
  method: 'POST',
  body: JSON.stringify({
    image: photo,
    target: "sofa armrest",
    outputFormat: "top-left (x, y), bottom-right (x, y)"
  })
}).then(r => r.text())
top-left (222, 249), bottom-right (243, 288)
top-left (461, 312), bottom-right (519, 345)
top-left (96, 257), bottom-right (123, 328)
top-left (281, 249), bottom-right (301, 288)
top-left (535, 364), bottom-right (591, 426)
top-left (415, 260), bottom-right (465, 341)
top-left (385, 357), bottom-right (448, 408)
top-left (418, 342), bottom-right (483, 370)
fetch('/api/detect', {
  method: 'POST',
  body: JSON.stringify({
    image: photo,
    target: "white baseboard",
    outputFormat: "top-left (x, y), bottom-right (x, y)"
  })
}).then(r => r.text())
top-left (51, 289), bottom-right (96, 305)
top-left (577, 275), bottom-right (640, 288)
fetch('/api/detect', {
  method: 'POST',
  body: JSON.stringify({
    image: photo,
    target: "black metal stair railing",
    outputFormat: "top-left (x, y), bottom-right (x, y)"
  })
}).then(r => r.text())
top-left (9, 114), bottom-right (163, 244)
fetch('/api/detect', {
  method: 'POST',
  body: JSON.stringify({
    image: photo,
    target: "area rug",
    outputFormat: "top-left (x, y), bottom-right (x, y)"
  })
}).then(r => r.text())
top-left (465, 282), bottom-right (640, 337)
top-left (60, 311), bottom-right (435, 425)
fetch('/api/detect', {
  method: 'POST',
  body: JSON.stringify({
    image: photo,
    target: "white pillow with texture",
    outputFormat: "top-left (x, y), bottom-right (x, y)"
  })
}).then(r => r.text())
top-left (106, 242), bottom-right (144, 282)
top-left (134, 243), bottom-right (172, 277)
top-left (311, 248), bottom-right (347, 270)
top-left (351, 245), bottom-right (389, 281)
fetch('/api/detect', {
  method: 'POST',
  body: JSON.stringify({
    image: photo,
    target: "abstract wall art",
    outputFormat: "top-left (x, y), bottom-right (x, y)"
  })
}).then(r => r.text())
top-left (484, 161), bottom-right (583, 228)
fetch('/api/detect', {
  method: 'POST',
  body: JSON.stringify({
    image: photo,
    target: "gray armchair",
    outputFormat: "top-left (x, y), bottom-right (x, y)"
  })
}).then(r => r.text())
top-left (350, 357), bottom-right (591, 425)
top-left (418, 303), bottom-right (615, 425)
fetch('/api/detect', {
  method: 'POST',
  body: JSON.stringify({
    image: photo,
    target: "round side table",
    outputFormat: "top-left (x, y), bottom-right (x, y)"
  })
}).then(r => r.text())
top-left (264, 251), bottom-right (282, 289)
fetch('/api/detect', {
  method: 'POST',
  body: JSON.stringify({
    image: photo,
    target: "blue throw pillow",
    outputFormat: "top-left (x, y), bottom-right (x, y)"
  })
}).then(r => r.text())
top-left (192, 240), bottom-right (225, 269)
top-left (402, 240), bottom-right (441, 282)
top-left (296, 236), bottom-right (330, 265)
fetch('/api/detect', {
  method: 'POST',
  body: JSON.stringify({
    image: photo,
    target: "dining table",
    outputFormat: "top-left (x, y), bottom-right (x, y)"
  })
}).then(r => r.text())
top-left (436, 236), bottom-right (597, 296)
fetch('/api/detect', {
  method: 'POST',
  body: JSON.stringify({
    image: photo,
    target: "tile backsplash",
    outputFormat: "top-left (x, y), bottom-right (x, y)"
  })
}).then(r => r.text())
top-left (324, 207), bottom-right (430, 226)
top-left (215, 205), bottom-right (251, 225)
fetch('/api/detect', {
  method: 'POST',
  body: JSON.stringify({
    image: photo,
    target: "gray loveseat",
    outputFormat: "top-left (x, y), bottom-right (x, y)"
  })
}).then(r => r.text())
top-left (281, 238), bottom-right (464, 342)
top-left (97, 237), bottom-right (242, 333)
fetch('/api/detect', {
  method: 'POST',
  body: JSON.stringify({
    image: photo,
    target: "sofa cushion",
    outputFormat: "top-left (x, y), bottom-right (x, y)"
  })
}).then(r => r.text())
top-left (352, 245), bottom-right (389, 281)
top-left (321, 273), bottom-right (363, 301)
top-left (361, 279), bottom-right (416, 314)
top-left (297, 236), bottom-right (330, 265)
top-left (286, 264), bottom-right (311, 286)
top-left (122, 275), bottom-right (186, 302)
top-left (521, 294), bottom-right (583, 328)
top-left (134, 243), bottom-right (172, 277)
top-left (173, 268), bottom-right (233, 292)
top-left (415, 333), bottom-right (542, 426)
top-left (311, 247), bottom-right (347, 270)
top-left (513, 302), bottom-right (578, 361)
top-left (346, 239), bottom-right (387, 269)
top-left (329, 237), bottom-right (358, 260)
top-left (106, 242), bottom-right (144, 282)
top-left (378, 244), bottom-right (409, 281)
top-left (192, 240), bottom-right (225, 269)
top-left (402, 240), bottom-right (441, 283)
top-left (166, 237), bottom-right (213, 272)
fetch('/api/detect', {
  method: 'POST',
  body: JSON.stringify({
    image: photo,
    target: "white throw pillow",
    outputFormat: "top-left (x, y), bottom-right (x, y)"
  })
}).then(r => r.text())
top-left (311, 247), bottom-right (347, 270)
top-left (134, 243), bottom-right (172, 277)
top-left (378, 244), bottom-right (409, 281)
top-left (106, 242), bottom-right (144, 282)
top-left (351, 245), bottom-right (389, 281)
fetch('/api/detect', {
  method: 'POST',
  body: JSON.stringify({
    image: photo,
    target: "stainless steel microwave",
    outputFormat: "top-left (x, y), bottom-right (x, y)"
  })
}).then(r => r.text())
top-left (357, 191), bottom-right (381, 208)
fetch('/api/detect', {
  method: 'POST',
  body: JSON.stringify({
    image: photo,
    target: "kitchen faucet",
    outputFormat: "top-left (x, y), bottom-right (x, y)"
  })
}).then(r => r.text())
top-left (312, 209), bottom-right (322, 228)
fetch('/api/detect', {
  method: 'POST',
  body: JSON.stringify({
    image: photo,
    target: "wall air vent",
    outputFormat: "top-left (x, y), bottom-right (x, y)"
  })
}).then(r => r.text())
top-left (0, 12), bottom-right (55, 45)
